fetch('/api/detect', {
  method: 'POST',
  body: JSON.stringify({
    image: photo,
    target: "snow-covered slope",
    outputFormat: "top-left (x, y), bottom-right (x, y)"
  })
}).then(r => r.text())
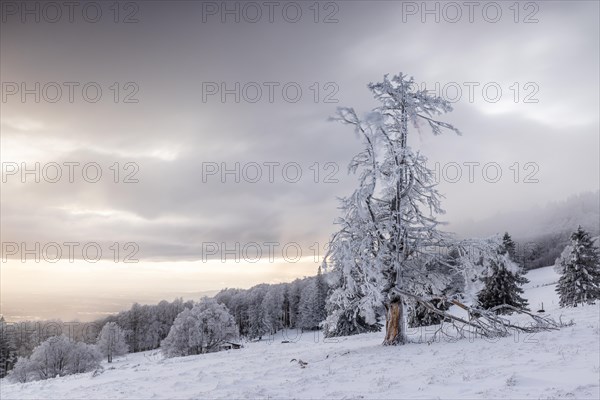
top-left (2, 266), bottom-right (599, 399)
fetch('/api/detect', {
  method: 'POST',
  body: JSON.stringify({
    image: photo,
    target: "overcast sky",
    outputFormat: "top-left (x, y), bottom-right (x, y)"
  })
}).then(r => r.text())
top-left (1, 1), bottom-right (598, 321)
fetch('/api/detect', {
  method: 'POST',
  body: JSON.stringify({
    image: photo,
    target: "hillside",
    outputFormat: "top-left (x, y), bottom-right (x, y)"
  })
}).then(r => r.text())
top-left (2, 266), bottom-right (599, 399)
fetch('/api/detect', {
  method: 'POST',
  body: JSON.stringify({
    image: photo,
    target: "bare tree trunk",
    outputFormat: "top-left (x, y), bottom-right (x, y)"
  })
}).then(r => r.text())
top-left (383, 298), bottom-right (406, 345)
top-left (382, 98), bottom-right (409, 348)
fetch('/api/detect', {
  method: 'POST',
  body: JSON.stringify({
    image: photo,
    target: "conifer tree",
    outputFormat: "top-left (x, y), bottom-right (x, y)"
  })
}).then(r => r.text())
top-left (556, 226), bottom-right (600, 307)
top-left (500, 232), bottom-right (518, 261)
top-left (477, 235), bottom-right (529, 314)
top-left (407, 285), bottom-right (450, 328)
top-left (477, 250), bottom-right (529, 314)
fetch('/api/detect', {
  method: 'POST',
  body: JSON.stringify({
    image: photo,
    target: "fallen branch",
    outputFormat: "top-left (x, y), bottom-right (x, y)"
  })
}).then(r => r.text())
top-left (395, 289), bottom-right (563, 342)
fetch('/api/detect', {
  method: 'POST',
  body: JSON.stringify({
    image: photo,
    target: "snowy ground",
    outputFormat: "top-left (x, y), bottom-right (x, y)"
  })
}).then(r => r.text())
top-left (2, 266), bottom-right (599, 399)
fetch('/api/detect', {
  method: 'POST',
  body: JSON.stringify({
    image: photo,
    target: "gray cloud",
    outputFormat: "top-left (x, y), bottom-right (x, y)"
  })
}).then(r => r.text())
top-left (1, 0), bottom-right (598, 264)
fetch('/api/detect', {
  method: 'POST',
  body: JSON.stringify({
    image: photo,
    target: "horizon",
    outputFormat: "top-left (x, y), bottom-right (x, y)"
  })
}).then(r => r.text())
top-left (2, 189), bottom-right (598, 323)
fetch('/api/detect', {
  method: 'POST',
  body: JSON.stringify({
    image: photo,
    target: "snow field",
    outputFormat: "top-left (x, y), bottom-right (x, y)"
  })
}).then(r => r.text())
top-left (2, 266), bottom-right (598, 399)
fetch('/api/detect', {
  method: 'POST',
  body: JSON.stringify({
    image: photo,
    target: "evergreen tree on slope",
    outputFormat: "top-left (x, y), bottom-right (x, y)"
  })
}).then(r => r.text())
top-left (556, 226), bottom-right (600, 307)
top-left (407, 284), bottom-right (450, 328)
top-left (477, 234), bottom-right (529, 314)
top-left (500, 232), bottom-right (518, 261)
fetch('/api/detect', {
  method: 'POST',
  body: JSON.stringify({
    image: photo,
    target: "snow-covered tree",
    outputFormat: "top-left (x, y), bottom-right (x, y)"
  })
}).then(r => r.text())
top-left (160, 308), bottom-right (200, 357)
top-left (324, 73), bottom-right (460, 345)
top-left (96, 297), bottom-right (194, 353)
top-left (29, 335), bottom-right (73, 379)
top-left (287, 279), bottom-right (303, 328)
top-left (8, 356), bottom-right (32, 383)
top-left (68, 342), bottom-right (102, 374)
top-left (556, 226), bottom-right (600, 307)
top-left (282, 285), bottom-right (292, 328)
top-left (407, 283), bottom-right (450, 328)
top-left (9, 335), bottom-right (101, 382)
top-left (246, 285), bottom-right (269, 340)
top-left (261, 285), bottom-right (285, 334)
top-left (194, 297), bottom-right (238, 351)
top-left (500, 232), bottom-right (518, 261)
top-left (554, 243), bottom-right (573, 275)
top-left (214, 276), bottom-right (331, 338)
top-left (476, 252), bottom-right (529, 314)
top-left (161, 297), bottom-right (237, 358)
top-left (406, 248), bottom-right (468, 328)
top-left (0, 317), bottom-right (17, 378)
top-left (215, 288), bottom-right (250, 336)
top-left (96, 322), bottom-right (129, 363)
top-left (313, 267), bottom-right (329, 325)
top-left (9, 320), bottom-right (49, 358)
top-left (298, 267), bottom-right (328, 330)
top-left (322, 300), bottom-right (382, 337)
top-left (475, 233), bottom-right (529, 314)
top-left (124, 302), bottom-right (144, 352)
top-left (322, 254), bottom-right (383, 337)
